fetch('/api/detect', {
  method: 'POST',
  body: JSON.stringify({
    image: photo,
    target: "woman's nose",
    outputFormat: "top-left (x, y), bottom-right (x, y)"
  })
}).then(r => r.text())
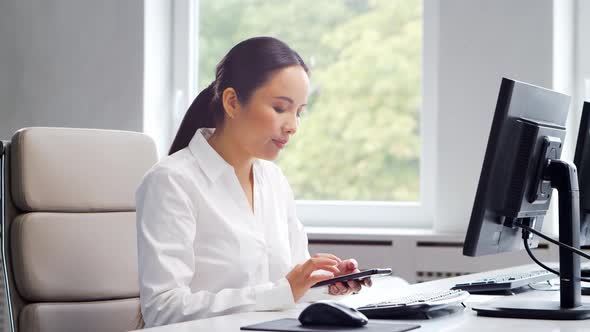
top-left (283, 113), bottom-right (299, 134)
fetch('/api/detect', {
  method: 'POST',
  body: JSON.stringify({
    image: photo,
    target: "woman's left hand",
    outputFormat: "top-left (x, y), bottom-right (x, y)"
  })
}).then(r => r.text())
top-left (328, 258), bottom-right (372, 295)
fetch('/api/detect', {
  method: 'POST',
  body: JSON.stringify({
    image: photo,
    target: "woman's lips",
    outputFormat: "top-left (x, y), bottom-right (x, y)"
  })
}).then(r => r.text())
top-left (272, 139), bottom-right (287, 149)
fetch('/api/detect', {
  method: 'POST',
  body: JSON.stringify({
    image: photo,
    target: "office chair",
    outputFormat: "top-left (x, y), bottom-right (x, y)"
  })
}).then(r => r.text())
top-left (1, 127), bottom-right (158, 332)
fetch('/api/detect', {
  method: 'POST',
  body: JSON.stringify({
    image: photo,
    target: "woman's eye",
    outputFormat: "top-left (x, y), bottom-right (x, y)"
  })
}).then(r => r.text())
top-left (273, 107), bottom-right (285, 113)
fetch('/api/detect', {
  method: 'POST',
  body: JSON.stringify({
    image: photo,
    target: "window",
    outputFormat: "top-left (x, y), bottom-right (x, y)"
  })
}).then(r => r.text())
top-left (174, 0), bottom-right (435, 227)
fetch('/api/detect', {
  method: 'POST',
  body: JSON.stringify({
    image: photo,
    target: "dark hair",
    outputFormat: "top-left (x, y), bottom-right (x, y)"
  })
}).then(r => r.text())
top-left (168, 36), bottom-right (309, 155)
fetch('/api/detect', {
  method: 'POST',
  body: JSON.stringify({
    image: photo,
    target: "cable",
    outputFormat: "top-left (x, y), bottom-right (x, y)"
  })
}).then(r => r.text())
top-left (524, 237), bottom-right (590, 282)
top-left (517, 224), bottom-right (590, 282)
top-left (514, 222), bottom-right (590, 260)
top-left (523, 237), bottom-right (560, 276)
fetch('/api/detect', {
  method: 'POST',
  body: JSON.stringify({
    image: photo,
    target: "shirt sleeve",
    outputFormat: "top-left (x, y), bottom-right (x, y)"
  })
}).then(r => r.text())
top-left (136, 168), bottom-right (296, 327)
top-left (284, 175), bottom-right (310, 266)
top-left (282, 171), bottom-right (337, 302)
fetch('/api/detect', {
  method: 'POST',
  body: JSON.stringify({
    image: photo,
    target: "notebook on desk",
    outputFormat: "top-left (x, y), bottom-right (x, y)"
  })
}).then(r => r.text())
top-left (240, 318), bottom-right (420, 332)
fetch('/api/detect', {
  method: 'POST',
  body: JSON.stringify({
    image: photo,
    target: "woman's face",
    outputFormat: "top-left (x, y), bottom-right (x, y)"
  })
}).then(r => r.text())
top-left (227, 65), bottom-right (310, 160)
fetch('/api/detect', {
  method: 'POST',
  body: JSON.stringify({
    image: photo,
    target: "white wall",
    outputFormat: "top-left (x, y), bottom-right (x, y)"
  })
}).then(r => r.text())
top-left (434, 0), bottom-right (570, 233)
top-left (0, 0), bottom-right (144, 139)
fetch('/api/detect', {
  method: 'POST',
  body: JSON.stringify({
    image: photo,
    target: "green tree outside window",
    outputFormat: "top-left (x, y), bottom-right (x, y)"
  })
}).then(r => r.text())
top-left (198, 0), bottom-right (422, 201)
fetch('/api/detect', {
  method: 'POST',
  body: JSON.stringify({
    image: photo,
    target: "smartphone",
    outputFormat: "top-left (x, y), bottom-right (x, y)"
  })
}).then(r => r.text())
top-left (311, 268), bottom-right (392, 288)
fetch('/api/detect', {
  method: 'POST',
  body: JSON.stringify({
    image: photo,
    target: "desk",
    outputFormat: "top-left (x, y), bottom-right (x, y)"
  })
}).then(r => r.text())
top-left (132, 264), bottom-right (590, 332)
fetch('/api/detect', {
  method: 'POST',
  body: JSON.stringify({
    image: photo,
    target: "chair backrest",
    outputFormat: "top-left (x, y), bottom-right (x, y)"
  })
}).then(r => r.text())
top-left (1, 127), bottom-right (158, 332)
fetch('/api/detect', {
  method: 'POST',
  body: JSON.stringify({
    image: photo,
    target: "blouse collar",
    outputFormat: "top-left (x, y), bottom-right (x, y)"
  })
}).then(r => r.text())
top-left (188, 128), bottom-right (262, 183)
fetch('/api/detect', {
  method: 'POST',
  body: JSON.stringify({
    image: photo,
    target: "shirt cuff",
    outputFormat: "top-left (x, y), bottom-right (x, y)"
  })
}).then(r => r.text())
top-left (253, 277), bottom-right (296, 311)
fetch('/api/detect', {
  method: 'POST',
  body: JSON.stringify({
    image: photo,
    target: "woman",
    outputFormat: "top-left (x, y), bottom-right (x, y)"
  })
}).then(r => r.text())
top-left (136, 36), bottom-right (370, 328)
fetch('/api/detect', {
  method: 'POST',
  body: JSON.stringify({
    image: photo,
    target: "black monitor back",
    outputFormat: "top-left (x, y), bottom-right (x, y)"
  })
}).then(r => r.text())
top-left (464, 78), bottom-right (570, 256)
top-left (574, 101), bottom-right (590, 246)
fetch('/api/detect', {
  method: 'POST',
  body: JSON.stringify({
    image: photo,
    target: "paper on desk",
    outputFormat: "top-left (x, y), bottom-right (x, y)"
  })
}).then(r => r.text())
top-left (335, 276), bottom-right (410, 308)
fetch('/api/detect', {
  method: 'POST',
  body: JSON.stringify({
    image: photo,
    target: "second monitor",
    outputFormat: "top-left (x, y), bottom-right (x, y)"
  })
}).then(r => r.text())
top-left (573, 101), bottom-right (590, 247)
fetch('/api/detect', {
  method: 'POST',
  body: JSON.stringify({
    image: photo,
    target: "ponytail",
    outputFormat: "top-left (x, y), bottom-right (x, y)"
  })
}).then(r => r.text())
top-left (168, 83), bottom-right (222, 155)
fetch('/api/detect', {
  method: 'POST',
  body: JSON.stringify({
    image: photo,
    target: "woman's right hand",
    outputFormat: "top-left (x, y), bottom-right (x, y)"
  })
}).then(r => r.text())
top-left (286, 253), bottom-right (341, 302)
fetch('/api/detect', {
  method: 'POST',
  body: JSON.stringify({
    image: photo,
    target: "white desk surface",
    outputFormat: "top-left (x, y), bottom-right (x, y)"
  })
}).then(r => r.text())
top-left (132, 264), bottom-right (590, 332)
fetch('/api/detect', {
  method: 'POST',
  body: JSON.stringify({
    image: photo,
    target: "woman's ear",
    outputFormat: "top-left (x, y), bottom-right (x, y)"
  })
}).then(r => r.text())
top-left (221, 87), bottom-right (240, 119)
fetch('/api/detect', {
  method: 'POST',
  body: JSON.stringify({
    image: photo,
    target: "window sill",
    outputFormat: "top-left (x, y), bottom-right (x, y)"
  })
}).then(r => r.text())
top-left (305, 226), bottom-right (464, 242)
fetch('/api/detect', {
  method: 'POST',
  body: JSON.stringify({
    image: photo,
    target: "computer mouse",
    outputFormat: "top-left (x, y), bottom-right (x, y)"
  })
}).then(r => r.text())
top-left (298, 301), bottom-right (369, 327)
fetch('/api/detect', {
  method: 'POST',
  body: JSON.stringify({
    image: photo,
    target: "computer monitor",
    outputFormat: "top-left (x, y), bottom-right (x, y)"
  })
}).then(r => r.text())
top-left (573, 101), bottom-right (590, 246)
top-left (463, 78), bottom-right (590, 320)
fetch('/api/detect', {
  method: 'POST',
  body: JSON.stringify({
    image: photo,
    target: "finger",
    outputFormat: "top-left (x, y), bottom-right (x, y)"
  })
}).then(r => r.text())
top-left (303, 258), bottom-right (340, 275)
top-left (328, 284), bottom-right (349, 295)
top-left (346, 258), bottom-right (359, 271)
top-left (363, 278), bottom-right (373, 287)
top-left (307, 272), bottom-right (334, 288)
top-left (312, 253), bottom-right (342, 263)
top-left (309, 257), bottom-right (340, 268)
top-left (337, 259), bottom-right (360, 274)
top-left (329, 284), bottom-right (339, 295)
top-left (347, 280), bottom-right (362, 293)
top-left (339, 287), bottom-right (353, 296)
top-left (312, 262), bottom-right (340, 275)
top-left (334, 281), bottom-right (349, 294)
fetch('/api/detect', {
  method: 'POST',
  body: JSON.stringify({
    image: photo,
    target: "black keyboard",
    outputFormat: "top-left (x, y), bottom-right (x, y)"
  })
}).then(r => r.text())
top-left (451, 269), bottom-right (554, 293)
top-left (357, 289), bottom-right (470, 318)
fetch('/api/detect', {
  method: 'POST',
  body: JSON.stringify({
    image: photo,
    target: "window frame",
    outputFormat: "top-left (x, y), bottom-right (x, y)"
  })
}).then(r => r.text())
top-left (171, 0), bottom-right (437, 228)
top-left (575, 0), bottom-right (590, 112)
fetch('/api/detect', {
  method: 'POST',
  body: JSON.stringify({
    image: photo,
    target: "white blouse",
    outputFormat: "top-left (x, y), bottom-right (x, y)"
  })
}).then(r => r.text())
top-left (136, 128), bottom-right (328, 327)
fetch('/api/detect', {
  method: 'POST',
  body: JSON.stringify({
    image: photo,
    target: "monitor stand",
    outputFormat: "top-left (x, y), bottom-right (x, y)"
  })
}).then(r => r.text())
top-left (472, 160), bottom-right (590, 320)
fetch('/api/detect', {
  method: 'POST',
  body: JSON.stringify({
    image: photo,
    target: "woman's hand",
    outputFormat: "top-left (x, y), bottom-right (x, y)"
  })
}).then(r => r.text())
top-left (286, 253), bottom-right (341, 302)
top-left (328, 258), bottom-right (373, 296)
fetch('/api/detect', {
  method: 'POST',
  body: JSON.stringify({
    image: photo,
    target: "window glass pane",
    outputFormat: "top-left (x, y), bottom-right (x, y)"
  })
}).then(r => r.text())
top-left (198, 0), bottom-right (422, 201)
